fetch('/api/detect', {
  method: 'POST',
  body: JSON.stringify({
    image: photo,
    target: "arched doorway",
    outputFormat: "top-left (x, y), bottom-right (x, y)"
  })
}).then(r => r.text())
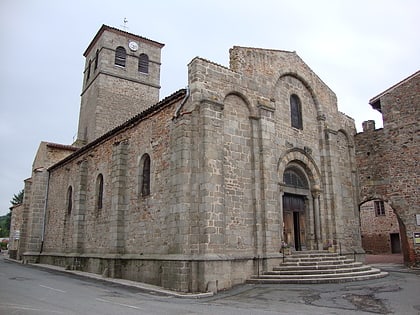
top-left (283, 194), bottom-right (306, 250)
top-left (282, 167), bottom-right (309, 251)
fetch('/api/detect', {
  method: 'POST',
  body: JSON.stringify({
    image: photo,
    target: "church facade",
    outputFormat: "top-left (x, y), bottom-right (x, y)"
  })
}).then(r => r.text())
top-left (18, 25), bottom-right (362, 293)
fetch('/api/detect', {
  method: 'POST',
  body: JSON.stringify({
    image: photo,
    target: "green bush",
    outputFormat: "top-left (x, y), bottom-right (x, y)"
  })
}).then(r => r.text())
top-left (0, 239), bottom-right (9, 250)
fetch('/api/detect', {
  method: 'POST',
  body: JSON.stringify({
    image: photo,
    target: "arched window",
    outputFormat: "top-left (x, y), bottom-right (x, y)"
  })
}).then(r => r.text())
top-left (139, 154), bottom-right (151, 196)
top-left (138, 54), bottom-right (149, 73)
top-left (94, 49), bottom-right (99, 70)
top-left (283, 167), bottom-right (308, 189)
top-left (96, 174), bottom-right (104, 210)
top-left (290, 94), bottom-right (303, 130)
top-left (115, 46), bottom-right (126, 67)
top-left (67, 186), bottom-right (73, 215)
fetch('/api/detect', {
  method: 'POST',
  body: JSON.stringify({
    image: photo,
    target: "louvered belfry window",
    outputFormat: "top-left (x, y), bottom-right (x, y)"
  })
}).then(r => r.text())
top-left (115, 46), bottom-right (126, 67)
top-left (138, 53), bottom-right (149, 73)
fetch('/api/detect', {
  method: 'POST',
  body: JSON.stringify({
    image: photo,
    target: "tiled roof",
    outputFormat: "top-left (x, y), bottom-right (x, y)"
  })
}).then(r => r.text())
top-left (46, 143), bottom-right (79, 151)
top-left (48, 89), bottom-right (187, 171)
top-left (369, 70), bottom-right (420, 104)
top-left (84, 24), bottom-right (165, 57)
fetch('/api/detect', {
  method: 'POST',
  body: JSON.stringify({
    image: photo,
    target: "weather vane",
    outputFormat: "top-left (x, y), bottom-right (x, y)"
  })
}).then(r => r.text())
top-left (121, 18), bottom-right (128, 31)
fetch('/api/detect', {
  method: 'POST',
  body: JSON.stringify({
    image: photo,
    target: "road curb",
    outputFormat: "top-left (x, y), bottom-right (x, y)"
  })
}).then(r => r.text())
top-left (4, 257), bottom-right (213, 299)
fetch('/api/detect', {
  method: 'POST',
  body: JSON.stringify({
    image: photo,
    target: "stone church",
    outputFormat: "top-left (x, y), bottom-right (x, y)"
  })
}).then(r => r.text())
top-left (17, 25), bottom-right (367, 292)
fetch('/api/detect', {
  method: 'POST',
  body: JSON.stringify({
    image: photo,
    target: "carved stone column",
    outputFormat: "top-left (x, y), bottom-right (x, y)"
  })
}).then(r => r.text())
top-left (278, 183), bottom-right (285, 244)
top-left (311, 185), bottom-right (322, 250)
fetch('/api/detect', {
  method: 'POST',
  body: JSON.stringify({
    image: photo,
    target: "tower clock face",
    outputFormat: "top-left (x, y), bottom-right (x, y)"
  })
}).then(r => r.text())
top-left (128, 41), bottom-right (139, 51)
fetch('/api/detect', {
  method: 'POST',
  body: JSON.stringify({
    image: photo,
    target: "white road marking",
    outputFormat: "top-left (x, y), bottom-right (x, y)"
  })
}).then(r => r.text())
top-left (96, 297), bottom-right (142, 310)
top-left (39, 284), bottom-right (67, 293)
top-left (0, 304), bottom-right (64, 313)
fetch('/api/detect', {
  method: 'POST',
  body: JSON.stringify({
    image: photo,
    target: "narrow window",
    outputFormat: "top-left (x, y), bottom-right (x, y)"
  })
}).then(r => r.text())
top-left (94, 49), bottom-right (99, 70)
top-left (290, 94), bottom-right (303, 129)
top-left (138, 54), bottom-right (149, 73)
top-left (374, 200), bottom-right (385, 216)
top-left (96, 174), bottom-right (104, 210)
top-left (140, 154), bottom-right (151, 196)
top-left (115, 46), bottom-right (126, 67)
top-left (86, 59), bottom-right (92, 80)
top-left (67, 186), bottom-right (73, 215)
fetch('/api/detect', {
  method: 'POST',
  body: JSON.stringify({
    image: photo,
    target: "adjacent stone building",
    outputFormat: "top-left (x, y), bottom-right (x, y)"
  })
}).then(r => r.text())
top-left (17, 25), bottom-right (364, 293)
top-left (360, 200), bottom-right (400, 254)
top-left (8, 203), bottom-right (23, 260)
top-left (355, 70), bottom-right (419, 266)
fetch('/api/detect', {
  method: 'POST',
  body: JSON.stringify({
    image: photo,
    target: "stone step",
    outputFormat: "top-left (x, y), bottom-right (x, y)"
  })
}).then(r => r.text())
top-left (284, 256), bottom-right (347, 262)
top-left (286, 251), bottom-right (340, 257)
top-left (255, 267), bottom-right (383, 279)
top-left (246, 271), bottom-right (389, 284)
top-left (269, 265), bottom-right (371, 275)
top-left (280, 259), bottom-right (356, 266)
top-left (273, 261), bottom-right (363, 271)
top-left (247, 250), bottom-right (388, 284)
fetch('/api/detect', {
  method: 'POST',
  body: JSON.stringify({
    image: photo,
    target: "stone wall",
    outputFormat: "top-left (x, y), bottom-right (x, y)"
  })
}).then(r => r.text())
top-left (76, 25), bottom-right (163, 145)
top-left (8, 204), bottom-right (23, 259)
top-left (360, 201), bottom-right (400, 254)
top-left (355, 71), bottom-right (419, 265)
top-left (185, 47), bottom-right (360, 258)
top-left (19, 143), bottom-right (77, 262)
top-left (21, 39), bottom-right (362, 292)
top-left (39, 92), bottom-right (198, 291)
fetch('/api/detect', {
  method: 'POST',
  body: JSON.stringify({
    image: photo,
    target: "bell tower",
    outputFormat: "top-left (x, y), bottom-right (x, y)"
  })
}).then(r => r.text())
top-left (75, 25), bottom-right (164, 146)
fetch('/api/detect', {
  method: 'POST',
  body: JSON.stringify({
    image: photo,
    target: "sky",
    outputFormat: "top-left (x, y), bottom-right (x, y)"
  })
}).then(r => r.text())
top-left (0, 0), bottom-right (419, 216)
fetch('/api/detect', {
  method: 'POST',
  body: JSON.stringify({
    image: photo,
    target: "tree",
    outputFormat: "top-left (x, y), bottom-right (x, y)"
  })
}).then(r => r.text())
top-left (11, 189), bottom-right (24, 206)
top-left (0, 213), bottom-right (11, 237)
top-left (0, 189), bottom-right (24, 237)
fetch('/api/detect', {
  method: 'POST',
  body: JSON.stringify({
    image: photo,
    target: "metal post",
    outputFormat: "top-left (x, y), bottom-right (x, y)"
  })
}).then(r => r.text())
top-left (257, 255), bottom-right (260, 276)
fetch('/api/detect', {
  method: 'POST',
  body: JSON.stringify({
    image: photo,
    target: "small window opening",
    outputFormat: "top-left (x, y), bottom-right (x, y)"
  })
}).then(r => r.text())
top-left (94, 49), bottom-right (99, 70)
top-left (374, 200), bottom-right (385, 216)
top-left (140, 154), bottom-right (151, 196)
top-left (96, 174), bottom-right (104, 210)
top-left (67, 186), bottom-right (73, 215)
top-left (86, 60), bottom-right (91, 81)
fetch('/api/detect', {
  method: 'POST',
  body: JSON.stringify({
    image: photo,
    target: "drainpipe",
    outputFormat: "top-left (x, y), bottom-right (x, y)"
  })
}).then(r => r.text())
top-left (40, 169), bottom-right (50, 253)
top-left (173, 86), bottom-right (190, 119)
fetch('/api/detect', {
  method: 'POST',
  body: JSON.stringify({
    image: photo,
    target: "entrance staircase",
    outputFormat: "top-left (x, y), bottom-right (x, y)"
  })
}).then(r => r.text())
top-left (247, 250), bottom-right (388, 284)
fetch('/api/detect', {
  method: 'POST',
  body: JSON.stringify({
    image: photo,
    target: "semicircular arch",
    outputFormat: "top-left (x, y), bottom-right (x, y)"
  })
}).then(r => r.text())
top-left (277, 148), bottom-right (322, 189)
top-left (224, 90), bottom-right (257, 117)
top-left (272, 72), bottom-right (321, 113)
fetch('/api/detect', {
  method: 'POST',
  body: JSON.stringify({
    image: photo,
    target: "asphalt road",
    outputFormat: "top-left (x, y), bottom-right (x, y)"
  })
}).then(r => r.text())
top-left (1, 255), bottom-right (420, 314)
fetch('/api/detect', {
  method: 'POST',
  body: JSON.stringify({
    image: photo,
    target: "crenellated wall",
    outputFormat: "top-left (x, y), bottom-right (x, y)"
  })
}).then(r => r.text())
top-left (355, 71), bottom-right (420, 266)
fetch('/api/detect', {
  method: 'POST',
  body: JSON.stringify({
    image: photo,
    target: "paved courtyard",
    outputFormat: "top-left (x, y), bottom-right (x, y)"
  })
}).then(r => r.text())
top-left (3, 252), bottom-right (420, 314)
